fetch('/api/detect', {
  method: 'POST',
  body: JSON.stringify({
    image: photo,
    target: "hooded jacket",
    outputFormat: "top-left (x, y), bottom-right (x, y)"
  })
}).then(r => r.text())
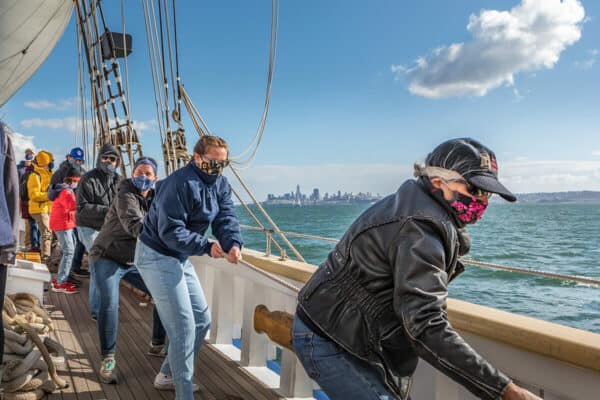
top-left (89, 179), bottom-right (154, 265)
top-left (75, 144), bottom-right (121, 230)
top-left (139, 161), bottom-right (242, 262)
top-left (1, 123), bottom-right (19, 265)
top-left (297, 179), bottom-right (511, 400)
top-left (49, 184), bottom-right (76, 231)
top-left (27, 152), bottom-right (53, 215)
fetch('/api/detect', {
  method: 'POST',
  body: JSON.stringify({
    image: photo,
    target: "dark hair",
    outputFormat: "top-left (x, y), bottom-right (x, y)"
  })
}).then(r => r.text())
top-left (193, 135), bottom-right (229, 157)
top-left (63, 167), bottom-right (82, 184)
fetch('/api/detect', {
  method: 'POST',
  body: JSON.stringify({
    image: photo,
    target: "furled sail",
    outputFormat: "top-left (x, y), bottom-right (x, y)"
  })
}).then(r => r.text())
top-left (0, 0), bottom-right (73, 107)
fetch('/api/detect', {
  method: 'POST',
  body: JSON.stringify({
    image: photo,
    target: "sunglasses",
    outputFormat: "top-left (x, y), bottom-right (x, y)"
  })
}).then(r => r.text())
top-left (446, 179), bottom-right (493, 198)
top-left (101, 155), bottom-right (118, 163)
top-left (201, 158), bottom-right (230, 169)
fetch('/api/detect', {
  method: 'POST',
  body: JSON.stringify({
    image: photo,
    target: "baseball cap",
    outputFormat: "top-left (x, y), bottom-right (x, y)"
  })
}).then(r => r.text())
top-left (425, 138), bottom-right (516, 202)
top-left (69, 147), bottom-right (85, 161)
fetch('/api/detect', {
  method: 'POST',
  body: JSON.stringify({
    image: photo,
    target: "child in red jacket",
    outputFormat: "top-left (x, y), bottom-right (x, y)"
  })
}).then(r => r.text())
top-left (49, 167), bottom-right (81, 294)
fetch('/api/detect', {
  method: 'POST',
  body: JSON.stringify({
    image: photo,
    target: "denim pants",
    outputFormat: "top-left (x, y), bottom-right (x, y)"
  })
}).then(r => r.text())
top-left (55, 229), bottom-right (75, 284)
top-left (92, 256), bottom-right (166, 357)
top-left (292, 315), bottom-right (398, 400)
top-left (77, 226), bottom-right (99, 318)
top-left (28, 218), bottom-right (40, 248)
top-left (134, 241), bottom-right (210, 400)
top-left (70, 228), bottom-right (85, 274)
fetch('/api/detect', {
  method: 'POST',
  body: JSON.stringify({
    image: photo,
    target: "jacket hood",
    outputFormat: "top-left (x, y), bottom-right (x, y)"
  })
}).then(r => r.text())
top-left (47, 183), bottom-right (71, 201)
top-left (34, 150), bottom-right (53, 168)
top-left (96, 143), bottom-right (121, 169)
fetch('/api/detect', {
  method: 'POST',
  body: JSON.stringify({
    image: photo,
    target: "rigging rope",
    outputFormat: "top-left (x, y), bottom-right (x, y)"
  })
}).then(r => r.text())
top-left (239, 224), bottom-right (600, 287)
top-left (230, 0), bottom-right (280, 168)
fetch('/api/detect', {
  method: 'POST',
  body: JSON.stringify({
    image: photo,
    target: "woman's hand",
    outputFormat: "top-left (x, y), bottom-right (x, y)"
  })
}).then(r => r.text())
top-left (502, 383), bottom-right (542, 400)
top-left (210, 242), bottom-right (224, 258)
top-left (226, 246), bottom-right (242, 264)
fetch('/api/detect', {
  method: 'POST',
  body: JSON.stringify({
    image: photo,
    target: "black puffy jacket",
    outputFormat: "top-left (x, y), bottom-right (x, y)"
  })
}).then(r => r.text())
top-left (89, 179), bottom-right (153, 265)
top-left (297, 179), bottom-right (511, 400)
top-left (75, 146), bottom-right (121, 230)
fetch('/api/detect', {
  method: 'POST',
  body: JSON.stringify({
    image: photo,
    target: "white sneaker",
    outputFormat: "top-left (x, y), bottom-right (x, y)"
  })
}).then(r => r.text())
top-left (153, 372), bottom-right (199, 392)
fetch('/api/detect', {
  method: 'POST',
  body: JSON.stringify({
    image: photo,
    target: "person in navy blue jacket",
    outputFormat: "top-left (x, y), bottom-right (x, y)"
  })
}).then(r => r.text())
top-left (135, 135), bottom-right (242, 399)
top-left (1, 120), bottom-right (20, 379)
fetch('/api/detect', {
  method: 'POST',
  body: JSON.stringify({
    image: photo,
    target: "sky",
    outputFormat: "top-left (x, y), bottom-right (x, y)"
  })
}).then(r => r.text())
top-left (2, 0), bottom-right (599, 201)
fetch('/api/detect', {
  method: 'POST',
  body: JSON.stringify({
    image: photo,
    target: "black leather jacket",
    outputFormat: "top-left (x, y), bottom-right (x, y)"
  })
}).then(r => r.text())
top-left (297, 179), bottom-right (511, 399)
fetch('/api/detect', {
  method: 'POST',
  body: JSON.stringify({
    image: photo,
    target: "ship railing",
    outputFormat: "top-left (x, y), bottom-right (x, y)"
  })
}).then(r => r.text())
top-left (192, 248), bottom-right (600, 400)
top-left (239, 224), bottom-right (600, 287)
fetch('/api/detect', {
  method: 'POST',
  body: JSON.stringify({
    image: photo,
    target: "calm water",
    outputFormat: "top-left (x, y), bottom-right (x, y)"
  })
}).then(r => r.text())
top-left (236, 202), bottom-right (600, 333)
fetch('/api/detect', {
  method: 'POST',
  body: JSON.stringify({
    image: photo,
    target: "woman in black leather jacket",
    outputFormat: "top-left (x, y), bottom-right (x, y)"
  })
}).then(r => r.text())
top-left (294, 138), bottom-right (541, 400)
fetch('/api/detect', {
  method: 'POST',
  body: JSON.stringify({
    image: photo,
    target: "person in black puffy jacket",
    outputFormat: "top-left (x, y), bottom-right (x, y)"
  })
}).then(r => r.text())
top-left (75, 143), bottom-right (121, 320)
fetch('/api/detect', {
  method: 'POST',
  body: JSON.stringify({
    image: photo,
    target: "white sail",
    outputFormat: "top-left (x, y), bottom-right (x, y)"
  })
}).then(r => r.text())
top-left (0, 0), bottom-right (73, 107)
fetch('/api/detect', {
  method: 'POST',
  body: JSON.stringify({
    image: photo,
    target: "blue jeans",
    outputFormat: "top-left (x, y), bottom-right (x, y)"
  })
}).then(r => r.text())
top-left (292, 315), bottom-right (398, 400)
top-left (93, 257), bottom-right (166, 357)
top-left (70, 229), bottom-right (85, 274)
top-left (77, 226), bottom-right (100, 318)
top-left (135, 241), bottom-right (210, 400)
top-left (29, 218), bottom-right (40, 248)
top-left (55, 229), bottom-right (75, 284)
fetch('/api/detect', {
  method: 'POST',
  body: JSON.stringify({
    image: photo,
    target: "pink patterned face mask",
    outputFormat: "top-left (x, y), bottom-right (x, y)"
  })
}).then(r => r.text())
top-left (449, 193), bottom-right (488, 224)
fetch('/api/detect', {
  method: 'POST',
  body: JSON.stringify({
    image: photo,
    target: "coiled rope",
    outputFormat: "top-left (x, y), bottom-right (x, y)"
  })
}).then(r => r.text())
top-left (1, 294), bottom-right (68, 400)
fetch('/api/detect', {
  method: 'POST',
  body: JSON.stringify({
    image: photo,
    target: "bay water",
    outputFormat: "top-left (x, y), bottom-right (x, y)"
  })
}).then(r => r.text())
top-left (236, 201), bottom-right (600, 333)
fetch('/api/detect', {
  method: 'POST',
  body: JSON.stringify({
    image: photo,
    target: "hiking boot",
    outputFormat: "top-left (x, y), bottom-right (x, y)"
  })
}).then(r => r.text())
top-left (153, 372), bottom-right (199, 392)
top-left (147, 342), bottom-right (168, 358)
top-left (71, 270), bottom-right (90, 278)
top-left (100, 357), bottom-right (117, 384)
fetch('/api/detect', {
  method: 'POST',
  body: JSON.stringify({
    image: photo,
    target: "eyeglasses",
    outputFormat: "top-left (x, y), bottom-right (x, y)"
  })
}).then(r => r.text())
top-left (445, 179), bottom-right (493, 198)
top-left (101, 155), bottom-right (118, 163)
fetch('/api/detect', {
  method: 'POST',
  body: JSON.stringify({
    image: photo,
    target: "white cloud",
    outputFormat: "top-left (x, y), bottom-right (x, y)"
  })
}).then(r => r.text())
top-left (592, 150), bottom-right (600, 157)
top-left (24, 98), bottom-right (77, 111)
top-left (391, 0), bottom-right (585, 98)
top-left (225, 159), bottom-right (600, 203)
top-left (19, 117), bottom-right (156, 135)
top-left (7, 131), bottom-right (36, 158)
top-left (20, 117), bottom-right (78, 132)
top-left (574, 48), bottom-right (598, 70)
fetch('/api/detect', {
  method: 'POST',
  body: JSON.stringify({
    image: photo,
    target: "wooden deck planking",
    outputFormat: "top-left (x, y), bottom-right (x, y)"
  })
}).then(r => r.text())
top-left (43, 278), bottom-right (283, 400)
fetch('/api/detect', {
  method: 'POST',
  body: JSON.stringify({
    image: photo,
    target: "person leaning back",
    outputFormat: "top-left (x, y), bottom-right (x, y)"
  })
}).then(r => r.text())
top-left (135, 135), bottom-right (242, 399)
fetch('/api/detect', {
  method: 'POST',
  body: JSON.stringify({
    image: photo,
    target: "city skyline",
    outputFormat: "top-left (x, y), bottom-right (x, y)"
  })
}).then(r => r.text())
top-left (265, 184), bottom-right (382, 205)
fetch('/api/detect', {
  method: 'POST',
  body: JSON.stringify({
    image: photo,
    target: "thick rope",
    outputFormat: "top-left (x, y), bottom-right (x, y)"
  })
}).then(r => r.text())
top-left (1, 294), bottom-right (68, 400)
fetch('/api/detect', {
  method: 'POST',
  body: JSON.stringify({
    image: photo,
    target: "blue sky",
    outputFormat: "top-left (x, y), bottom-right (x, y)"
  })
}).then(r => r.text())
top-left (2, 0), bottom-right (599, 200)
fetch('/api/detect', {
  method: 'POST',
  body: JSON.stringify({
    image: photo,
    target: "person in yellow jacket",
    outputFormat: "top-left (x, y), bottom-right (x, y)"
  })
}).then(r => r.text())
top-left (27, 150), bottom-right (54, 263)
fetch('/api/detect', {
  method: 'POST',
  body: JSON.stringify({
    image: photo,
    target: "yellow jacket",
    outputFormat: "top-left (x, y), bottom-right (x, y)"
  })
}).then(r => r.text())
top-left (27, 164), bottom-right (53, 215)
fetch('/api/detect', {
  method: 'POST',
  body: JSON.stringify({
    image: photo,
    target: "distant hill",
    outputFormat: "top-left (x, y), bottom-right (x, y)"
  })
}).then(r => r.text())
top-left (510, 191), bottom-right (600, 203)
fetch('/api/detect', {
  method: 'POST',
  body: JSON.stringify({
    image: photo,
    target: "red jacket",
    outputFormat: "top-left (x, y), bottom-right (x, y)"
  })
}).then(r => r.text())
top-left (49, 186), bottom-right (76, 231)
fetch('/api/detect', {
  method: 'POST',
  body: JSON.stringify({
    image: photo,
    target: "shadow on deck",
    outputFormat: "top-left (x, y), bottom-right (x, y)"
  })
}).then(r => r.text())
top-left (44, 278), bottom-right (283, 400)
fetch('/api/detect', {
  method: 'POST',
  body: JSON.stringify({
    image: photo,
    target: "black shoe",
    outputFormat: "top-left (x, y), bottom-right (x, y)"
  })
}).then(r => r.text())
top-left (67, 276), bottom-right (81, 286)
top-left (71, 270), bottom-right (90, 278)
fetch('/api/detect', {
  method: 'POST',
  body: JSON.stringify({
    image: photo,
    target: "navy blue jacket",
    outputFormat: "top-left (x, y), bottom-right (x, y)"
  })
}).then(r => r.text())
top-left (1, 121), bottom-right (19, 265)
top-left (140, 162), bottom-right (242, 262)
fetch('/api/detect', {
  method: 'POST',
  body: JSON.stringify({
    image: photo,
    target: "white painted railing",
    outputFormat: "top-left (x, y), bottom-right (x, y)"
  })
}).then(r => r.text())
top-left (191, 254), bottom-right (600, 400)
